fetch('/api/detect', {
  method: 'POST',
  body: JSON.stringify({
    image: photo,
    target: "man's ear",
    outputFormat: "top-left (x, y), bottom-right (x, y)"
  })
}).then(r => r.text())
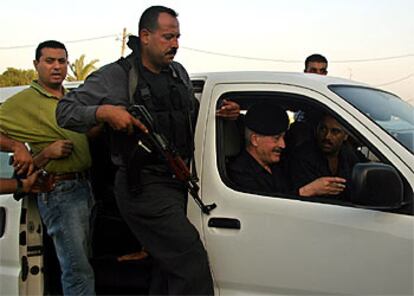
top-left (33, 60), bottom-right (38, 70)
top-left (140, 29), bottom-right (151, 45)
top-left (251, 133), bottom-right (259, 147)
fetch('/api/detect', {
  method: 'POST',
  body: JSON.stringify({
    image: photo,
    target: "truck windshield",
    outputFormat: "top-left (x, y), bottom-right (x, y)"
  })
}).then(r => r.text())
top-left (329, 85), bottom-right (414, 154)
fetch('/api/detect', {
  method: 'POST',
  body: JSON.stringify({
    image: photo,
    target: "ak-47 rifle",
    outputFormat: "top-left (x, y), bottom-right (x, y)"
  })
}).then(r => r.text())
top-left (128, 104), bottom-right (217, 215)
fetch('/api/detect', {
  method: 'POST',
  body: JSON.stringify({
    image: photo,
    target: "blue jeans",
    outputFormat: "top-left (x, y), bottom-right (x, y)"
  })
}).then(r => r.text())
top-left (37, 179), bottom-right (95, 295)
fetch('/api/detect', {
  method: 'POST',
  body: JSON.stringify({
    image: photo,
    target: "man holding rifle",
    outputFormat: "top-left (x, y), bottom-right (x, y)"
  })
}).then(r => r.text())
top-left (56, 5), bottom-right (239, 295)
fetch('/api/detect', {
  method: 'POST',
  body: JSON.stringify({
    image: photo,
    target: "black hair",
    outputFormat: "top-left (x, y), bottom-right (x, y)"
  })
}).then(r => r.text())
top-left (138, 5), bottom-right (178, 33)
top-left (35, 40), bottom-right (67, 61)
top-left (305, 54), bottom-right (328, 68)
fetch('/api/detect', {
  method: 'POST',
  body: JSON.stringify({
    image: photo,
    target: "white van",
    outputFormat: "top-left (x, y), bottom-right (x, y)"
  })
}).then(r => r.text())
top-left (1, 73), bottom-right (413, 295)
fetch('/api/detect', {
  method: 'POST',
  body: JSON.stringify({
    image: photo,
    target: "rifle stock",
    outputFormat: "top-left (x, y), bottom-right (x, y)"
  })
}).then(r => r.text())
top-left (129, 104), bottom-right (216, 215)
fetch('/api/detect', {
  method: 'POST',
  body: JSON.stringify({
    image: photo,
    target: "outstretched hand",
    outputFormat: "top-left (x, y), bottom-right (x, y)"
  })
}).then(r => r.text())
top-left (299, 176), bottom-right (346, 197)
top-left (216, 99), bottom-right (240, 120)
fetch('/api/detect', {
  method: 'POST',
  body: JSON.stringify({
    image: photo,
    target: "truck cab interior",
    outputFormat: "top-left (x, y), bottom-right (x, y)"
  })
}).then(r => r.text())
top-left (216, 93), bottom-right (413, 214)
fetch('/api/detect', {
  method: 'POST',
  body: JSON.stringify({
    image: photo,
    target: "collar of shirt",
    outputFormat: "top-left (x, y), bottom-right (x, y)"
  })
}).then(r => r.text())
top-left (30, 80), bottom-right (67, 99)
top-left (244, 150), bottom-right (274, 176)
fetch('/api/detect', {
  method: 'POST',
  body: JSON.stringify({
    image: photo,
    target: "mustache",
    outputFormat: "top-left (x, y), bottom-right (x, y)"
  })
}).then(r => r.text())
top-left (166, 48), bottom-right (178, 55)
top-left (272, 147), bottom-right (283, 153)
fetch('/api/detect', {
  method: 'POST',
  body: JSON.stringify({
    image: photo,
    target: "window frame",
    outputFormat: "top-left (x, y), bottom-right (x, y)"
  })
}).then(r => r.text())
top-left (214, 90), bottom-right (413, 214)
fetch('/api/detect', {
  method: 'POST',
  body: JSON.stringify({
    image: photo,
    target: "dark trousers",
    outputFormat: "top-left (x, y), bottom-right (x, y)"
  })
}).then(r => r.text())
top-left (114, 167), bottom-right (214, 295)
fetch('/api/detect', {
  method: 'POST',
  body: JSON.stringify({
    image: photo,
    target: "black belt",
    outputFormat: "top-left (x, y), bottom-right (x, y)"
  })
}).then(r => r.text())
top-left (53, 171), bottom-right (88, 182)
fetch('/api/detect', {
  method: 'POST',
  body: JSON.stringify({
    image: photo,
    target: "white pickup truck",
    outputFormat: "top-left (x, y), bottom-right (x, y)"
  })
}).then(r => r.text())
top-left (1, 72), bottom-right (413, 295)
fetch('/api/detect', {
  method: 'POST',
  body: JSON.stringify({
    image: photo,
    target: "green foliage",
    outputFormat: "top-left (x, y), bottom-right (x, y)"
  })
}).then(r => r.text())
top-left (0, 68), bottom-right (37, 87)
top-left (67, 54), bottom-right (99, 82)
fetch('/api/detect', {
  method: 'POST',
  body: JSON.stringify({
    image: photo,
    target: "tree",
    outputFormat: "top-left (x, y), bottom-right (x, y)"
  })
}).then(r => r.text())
top-left (67, 54), bottom-right (99, 81)
top-left (0, 68), bottom-right (37, 87)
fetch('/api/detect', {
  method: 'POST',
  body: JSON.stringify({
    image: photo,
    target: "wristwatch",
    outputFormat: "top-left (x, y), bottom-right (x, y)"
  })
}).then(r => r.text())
top-left (15, 178), bottom-right (24, 194)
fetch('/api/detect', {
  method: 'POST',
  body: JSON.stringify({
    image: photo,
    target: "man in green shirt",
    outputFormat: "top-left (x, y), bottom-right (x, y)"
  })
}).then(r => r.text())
top-left (0, 40), bottom-right (95, 295)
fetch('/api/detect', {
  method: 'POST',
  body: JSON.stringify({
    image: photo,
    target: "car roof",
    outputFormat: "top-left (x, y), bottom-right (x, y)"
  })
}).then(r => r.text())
top-left (0, 72), bottom-right (371, 104)
top-left (0, 81), bottom-right (83, 103)
top-left (190, 71), bottom-right (368, 93)
top-left (0, 85), bottom-right (28, 103)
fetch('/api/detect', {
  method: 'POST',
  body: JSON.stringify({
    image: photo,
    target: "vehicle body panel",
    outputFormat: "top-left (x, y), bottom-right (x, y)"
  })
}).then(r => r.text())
top-left (189, 72), bottom-right (414, 295)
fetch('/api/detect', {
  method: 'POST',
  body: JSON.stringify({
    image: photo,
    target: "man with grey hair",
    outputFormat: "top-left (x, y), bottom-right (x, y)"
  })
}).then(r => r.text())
top-left (229, 103), bottom-right (348, 197)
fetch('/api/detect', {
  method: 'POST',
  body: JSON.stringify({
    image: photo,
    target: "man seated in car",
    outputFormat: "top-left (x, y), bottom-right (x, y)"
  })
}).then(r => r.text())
top-left (288, 113), bottom-right (360, 200)
top-left (228, 102), bottom-right (348, 197)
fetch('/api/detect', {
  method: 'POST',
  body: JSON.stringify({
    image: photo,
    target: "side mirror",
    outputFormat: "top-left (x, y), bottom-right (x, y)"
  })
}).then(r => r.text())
top-left (351, 163), bottom-right (403, 209)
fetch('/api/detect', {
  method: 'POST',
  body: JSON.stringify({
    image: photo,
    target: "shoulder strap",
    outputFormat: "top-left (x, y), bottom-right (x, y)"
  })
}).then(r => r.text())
top-left (116, 54), bottom-right (139, 106)
top-left (117, 54), bottom-right (156, 111)
top-left (169, 62), bottom-right (199, 178)
top-left (170, 62), bottom-right (191, 90)
top-left (118, 56), bottom-right (192, 105)
top-left (118, 56), bottom-right (200, 179)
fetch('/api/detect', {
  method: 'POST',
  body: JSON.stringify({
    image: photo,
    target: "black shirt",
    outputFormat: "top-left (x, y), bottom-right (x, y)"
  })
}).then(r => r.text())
top-left (228, 150), bottom-right (290, 195)
top-left (289, 142), bottom-right (360, 200)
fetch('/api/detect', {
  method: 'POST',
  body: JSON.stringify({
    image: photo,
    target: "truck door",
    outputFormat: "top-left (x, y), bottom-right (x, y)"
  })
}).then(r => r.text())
top-left (194, 83), bottom-right (414, 295)
top-left (0, 150), bottom-right (44, 295)
top-left (0, 150), bottom-right (22, 295)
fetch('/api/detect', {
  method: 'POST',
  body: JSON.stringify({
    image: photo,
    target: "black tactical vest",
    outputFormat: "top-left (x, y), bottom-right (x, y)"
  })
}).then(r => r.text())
top-left (110, 54), bottom-right (198, 189)
top-left (133, 64), bottom-right (197, 160)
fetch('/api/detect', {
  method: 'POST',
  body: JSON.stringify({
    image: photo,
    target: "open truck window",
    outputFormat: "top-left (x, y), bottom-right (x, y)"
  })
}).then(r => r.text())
top-left (215, 91), bottom-right (413, 215)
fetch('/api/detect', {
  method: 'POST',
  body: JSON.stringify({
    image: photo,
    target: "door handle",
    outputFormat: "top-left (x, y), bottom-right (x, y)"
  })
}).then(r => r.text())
top-left (208, 217), bottom-right (241, 229)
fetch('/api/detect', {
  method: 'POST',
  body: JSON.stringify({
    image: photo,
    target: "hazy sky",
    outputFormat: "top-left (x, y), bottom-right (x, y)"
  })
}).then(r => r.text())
top-left (1, 0), bottom-right (413, 102)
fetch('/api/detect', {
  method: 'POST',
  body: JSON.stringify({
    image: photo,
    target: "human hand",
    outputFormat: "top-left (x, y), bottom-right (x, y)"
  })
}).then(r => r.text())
top-left (43, 140), bottom-right (74, 159)
top-left (117, 250), bottom-right (149, 262)
top-left (86, 123), bottom-right (105, 139)
top-left (12, 142), bottom-right (34, 175)
top-left (216, 99), bottom-right (240, 120)
top-left (25, 170), bottom-right (55, 193)
top-left (299, 176), bottom-right (346, 197)
top-left (22, 170), bottom-right (41, 193)
top-left (96, 105), bottom-right (148, 134)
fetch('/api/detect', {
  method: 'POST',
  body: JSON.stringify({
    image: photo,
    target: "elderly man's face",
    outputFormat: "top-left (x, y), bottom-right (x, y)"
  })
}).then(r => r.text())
top-left (253, 132), bottom-right (286, 166)
top-left (317, 116), bottom-right (348, 156)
